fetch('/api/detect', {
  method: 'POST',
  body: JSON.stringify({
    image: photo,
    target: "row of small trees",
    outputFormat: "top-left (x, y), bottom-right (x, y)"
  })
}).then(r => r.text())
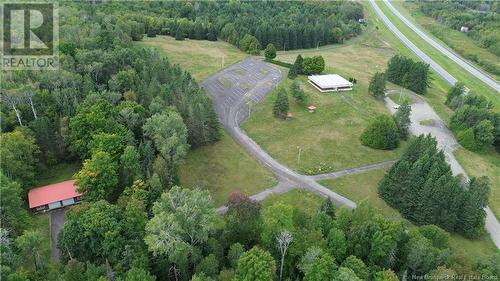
top-left (273, 81), bottom-right (309, 119)
top-left (386, 55), bottom-right (430, 95)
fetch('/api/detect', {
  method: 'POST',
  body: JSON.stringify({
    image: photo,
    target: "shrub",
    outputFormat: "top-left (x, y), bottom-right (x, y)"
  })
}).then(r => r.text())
top-left (264, 43), bottom-right (277, 60)
top-left (302, 56), bottom-right (325, 75)
top-left (360, 115), bottom-right (400, 150)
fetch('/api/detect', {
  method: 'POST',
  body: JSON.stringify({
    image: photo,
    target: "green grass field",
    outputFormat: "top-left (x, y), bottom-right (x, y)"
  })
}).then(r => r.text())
top-left (141, 36), bottom-right (248, 82)
top-left (391, 1), bottom-right (500, 81)
top-left (321, 168), bottom-right (403, 221)
top-left (178, 131), bottom-right (277, 206)
top-left (319, 169), bottom-right (497, 257)
top-left (261, 189), bottom-right (324, 215)
top-left (377, 1), bottom-right (500, 109)
top-left (242, 75), bottom-right (405, 175)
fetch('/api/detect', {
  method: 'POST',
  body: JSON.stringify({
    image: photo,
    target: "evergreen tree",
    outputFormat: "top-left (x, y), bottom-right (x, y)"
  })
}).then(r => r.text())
top-left (368, 72), bottom-right (386, 99)
top-left (175, 27), bottom-right (184, 40)
top-left (273, 88), bottom-right (289, 119)
top-left (264, 43), bottom-right (277, 60)
top-left (393, 100), bottom-right (412, 139)
top-left (290, 81), bottom-right (308, 106)
top-left (460, 177), bottom-right (490, 238)
top-left (288, 54), bottom-right (303, 79)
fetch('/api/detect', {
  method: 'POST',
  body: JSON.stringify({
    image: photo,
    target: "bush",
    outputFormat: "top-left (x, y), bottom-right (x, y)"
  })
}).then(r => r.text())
top-left (360, 115), bottom-right (400, 150)
top-left (264, 43), bottom-right (277, 60)
top-left (302, 56), bottom-right (325, 75)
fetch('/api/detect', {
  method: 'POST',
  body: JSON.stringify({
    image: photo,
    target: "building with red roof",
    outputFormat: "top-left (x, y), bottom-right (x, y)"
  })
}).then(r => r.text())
top-left (28, 180), bottom-right (83, 212)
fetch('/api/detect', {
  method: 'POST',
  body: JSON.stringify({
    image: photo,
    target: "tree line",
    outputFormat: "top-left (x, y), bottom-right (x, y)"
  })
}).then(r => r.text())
top-left (90, 1), bottom-right (364, 54)
top-left (386, 55), bottom-right (430, 95)
top-left (5, 180), bottom-right (499, 281)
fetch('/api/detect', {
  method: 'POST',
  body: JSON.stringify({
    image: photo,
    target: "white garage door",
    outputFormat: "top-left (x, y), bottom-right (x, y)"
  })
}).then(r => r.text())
top-left (48, 201), bottom-right (62, 210)
top-left (62, 198), bottom-right (75, 206)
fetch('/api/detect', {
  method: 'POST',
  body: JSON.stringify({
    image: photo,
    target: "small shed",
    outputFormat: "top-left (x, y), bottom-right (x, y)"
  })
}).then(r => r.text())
top-left (308, 74), bottom-right (353, 92)
top-left (286, 112), bottom-right (293, 119)
top-left (460, 26), bottom-right (469, 33)
top-left (28, 180), bottom-right (83, 213)
top-left (307, 105), bottom-right (317, 113)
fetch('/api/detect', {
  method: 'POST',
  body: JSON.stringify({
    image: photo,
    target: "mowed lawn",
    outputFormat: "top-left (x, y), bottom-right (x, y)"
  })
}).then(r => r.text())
top-left (319, 169), bottom-right (497, 257)
top-left (141, 36), bottom-right (248, 81)
top-left (242, 32), bottom-right (406, 174)
top-left (178, 131), bottom-right (277, 206)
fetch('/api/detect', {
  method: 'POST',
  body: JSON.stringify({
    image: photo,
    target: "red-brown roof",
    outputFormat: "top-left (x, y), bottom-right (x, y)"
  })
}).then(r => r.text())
top-left (28, 180), bottom-right (81, 208)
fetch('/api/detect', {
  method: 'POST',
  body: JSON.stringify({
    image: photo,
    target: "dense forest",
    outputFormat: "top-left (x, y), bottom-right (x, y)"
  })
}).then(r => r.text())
top-left (413, 0), bottom-right (500, 74)
top-left (93, 1), bottom-right (365, 53)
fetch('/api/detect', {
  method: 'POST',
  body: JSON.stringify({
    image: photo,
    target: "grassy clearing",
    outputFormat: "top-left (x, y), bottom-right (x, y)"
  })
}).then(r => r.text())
top-left (392, 1), bottom-right (500, 81)
top-left (36, 162), bottom-right (80, 186)
top-left (178, 131), bottom-right (277, 206)
top-left (140, 36), bottom-right (248, 81)
top-left (262, 189), bottom-right (323, 214)
top-left (377, 1), bottom-right (500, 109)
top-left (319, 169), bottom-right (497, 257)
top-left (242, 75), bottom-right (405, 175)
top-left (321, 168), bottom-right (403, 221)
top-left (454, 148), bottom-right (500, 219)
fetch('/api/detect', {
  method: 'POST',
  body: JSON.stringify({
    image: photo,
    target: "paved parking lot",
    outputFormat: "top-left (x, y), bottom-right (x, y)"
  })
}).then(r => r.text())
top-left (200, 57), bottom-right (282, 126)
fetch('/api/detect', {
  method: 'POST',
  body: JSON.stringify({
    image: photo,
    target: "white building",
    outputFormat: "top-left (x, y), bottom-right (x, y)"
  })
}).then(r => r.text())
top-left (308, 74), bottom-right (353, 92)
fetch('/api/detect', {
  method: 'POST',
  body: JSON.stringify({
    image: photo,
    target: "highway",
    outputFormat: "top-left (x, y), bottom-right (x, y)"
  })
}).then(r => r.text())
top-left (382, 0), bottom-right (500, 93)
top-left (371, 0), bottom-right (500, 248)
top-left (368, 0), bottom-right (457, 86)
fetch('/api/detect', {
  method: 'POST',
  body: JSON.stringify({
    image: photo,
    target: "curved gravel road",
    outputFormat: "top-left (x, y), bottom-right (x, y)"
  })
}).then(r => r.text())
top-left (202, 58), bottom-right (357, 209)
top-left (382, 0), bottom-right (500, 92)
